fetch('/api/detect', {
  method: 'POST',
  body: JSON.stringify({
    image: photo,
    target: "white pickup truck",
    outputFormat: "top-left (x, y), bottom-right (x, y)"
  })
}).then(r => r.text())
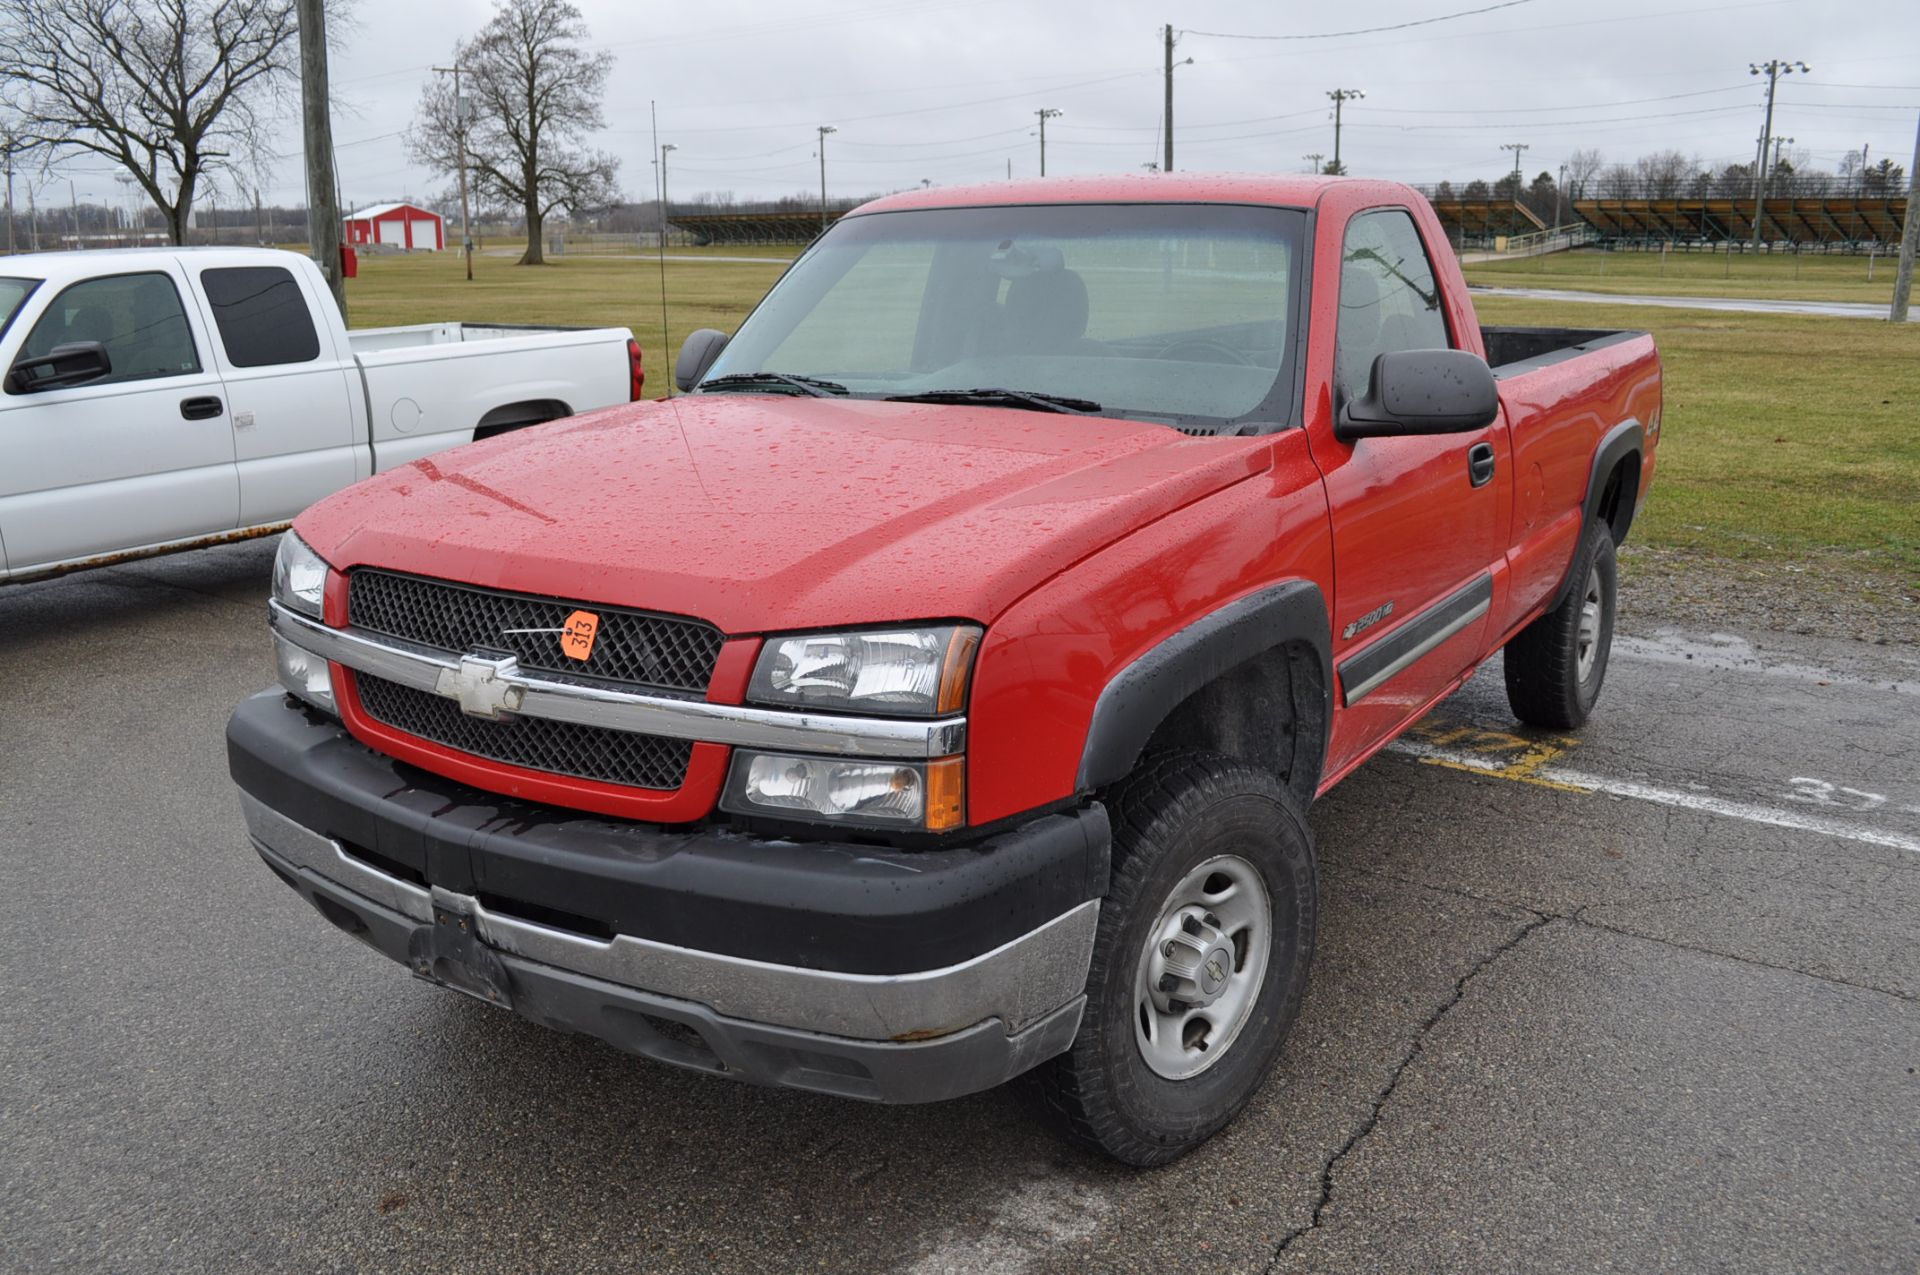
top-left (0, 246), bottom-right (642, 583)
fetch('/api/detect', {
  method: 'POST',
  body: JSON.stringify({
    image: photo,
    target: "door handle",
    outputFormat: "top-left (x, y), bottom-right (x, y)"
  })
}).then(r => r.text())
top-left (1467, 441), bottom-right (1496, 488)
top-left (180, 395), bottom-right (224, 421)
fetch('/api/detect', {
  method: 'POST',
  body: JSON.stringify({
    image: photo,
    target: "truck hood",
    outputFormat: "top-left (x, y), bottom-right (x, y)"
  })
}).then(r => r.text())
top-left (297, 395), bottom-right (1272, 634)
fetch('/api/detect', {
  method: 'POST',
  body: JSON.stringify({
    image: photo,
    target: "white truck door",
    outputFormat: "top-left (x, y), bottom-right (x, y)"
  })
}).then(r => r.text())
top-left (192, 262), bottom-right (359, 526)
top-left (0, 266), bottom-right (238, 572)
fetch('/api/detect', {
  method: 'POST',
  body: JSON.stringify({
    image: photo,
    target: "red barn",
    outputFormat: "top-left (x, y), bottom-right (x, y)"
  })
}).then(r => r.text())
top-left (342, 201), bottom-right (445, 251)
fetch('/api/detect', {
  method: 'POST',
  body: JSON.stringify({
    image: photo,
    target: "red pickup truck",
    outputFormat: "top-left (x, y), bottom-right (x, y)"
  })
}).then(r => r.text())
top-left (228, 175), bottom-right (1659, 1165)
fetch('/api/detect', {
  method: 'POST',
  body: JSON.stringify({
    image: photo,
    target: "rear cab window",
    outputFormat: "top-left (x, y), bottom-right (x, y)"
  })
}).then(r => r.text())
top-left (8, 272), bottom-right (202, 393)
top-left (0, 277), bottom-right (40, 342)
top-left (199, 266), bottom-right (321, 367)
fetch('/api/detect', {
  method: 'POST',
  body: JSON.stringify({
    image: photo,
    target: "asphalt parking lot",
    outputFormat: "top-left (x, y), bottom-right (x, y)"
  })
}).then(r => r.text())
top-left (3, 538), bottom-right (1916, 1274)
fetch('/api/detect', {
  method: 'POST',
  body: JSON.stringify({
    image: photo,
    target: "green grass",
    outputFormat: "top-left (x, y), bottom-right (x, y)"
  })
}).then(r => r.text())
top-left (341, 249), bottom-right (789, 391)
top-left (1465, 246), bottom-right (1903, 305)
top-left (1477, 296), bottom-right (1920, 581)
top-left (337, 251), bottom-right (1920, 583)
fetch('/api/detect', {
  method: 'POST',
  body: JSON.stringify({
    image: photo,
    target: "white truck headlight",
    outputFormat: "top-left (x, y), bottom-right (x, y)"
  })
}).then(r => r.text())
top-left (271, 532), bottom-right (329, 620)
top-left (747, 625), bottom-right (981, 717)
top-left (721, 752), bottom-right (965, 832)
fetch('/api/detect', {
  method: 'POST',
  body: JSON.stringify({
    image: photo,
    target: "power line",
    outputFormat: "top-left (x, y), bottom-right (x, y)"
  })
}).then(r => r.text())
top-left (1182, 0), bottom-right (1535, 42)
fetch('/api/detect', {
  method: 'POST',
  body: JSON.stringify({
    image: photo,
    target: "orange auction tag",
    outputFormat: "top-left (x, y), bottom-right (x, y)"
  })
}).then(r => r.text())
top-left (561, 610), bottom-right (599, 661)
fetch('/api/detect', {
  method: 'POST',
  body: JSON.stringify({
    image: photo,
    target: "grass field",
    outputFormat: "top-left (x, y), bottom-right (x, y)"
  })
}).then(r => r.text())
top-left (339, 251), bottom-right (1920, 584)
top-left (1465, 246), bottom-right (1904, 304)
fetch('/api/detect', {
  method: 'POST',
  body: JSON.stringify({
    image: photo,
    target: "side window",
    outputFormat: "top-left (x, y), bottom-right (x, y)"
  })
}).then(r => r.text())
top-left (1334, 210), bottom-right (1451, 404)
top-left (199, 266), bottom-right (321, 368)
top-left (15, 272), bottom-right (201, 389)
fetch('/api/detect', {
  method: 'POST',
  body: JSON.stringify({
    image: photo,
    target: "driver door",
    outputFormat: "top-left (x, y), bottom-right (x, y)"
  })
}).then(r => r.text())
top-left (0, 267), bottom-right (237, 572)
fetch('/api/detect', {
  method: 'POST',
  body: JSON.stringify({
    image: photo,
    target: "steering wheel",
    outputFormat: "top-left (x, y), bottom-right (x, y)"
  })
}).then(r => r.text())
top-left (1155, 339), bottom-right (1252, 365)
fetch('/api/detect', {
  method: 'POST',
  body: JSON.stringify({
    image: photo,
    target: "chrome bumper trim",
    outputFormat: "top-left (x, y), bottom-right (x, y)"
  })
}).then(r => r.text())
top-left (241, 792), bottom-right (1095, 1041)
top-left (269, 600), bottom-right (966, 760)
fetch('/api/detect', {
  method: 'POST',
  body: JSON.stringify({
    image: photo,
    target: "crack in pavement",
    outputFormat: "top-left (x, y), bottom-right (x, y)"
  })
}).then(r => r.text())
top-left (1265, 911), bottom-right (1558, 1269)
top-left (1333, 862), bottom-right (1919, 1005)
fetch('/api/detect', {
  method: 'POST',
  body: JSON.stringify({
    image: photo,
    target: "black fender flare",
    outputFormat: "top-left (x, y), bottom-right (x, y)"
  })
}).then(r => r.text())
top-left (1550, 418), bottom-right (1643, 608)
top-left (1075, 579), bottom-right (1332, 795)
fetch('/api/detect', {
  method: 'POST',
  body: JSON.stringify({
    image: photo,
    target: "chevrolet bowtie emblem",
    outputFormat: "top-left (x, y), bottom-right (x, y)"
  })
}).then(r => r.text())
top-left (434, 653), bottom-right (526, 721)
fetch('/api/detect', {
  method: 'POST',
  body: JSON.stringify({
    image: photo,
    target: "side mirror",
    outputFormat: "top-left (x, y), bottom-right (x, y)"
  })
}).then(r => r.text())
top-left (8, 341), bottom-right (113, 394)
top-left (674, 329), bottom-right (730, 393)
top-left (1336, 348), bottom-right (1498, 441)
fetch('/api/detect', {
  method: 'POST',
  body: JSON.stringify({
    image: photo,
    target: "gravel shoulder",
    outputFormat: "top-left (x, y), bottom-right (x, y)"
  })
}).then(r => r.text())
top-left (1620, 543), bottom-right (1918, 649)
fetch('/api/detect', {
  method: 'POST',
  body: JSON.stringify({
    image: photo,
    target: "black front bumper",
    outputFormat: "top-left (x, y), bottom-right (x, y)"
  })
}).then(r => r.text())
top-left (227, 691), bottom-right (1109, 975)
top-left (226, 692), bottom-right (1112, 1103)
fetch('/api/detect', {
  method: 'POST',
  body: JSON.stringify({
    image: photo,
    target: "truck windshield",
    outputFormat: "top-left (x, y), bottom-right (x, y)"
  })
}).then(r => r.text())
top-left (0, 277), bottom-right (38, 341)
top-left (704, 203), bottom-right (1305, 430)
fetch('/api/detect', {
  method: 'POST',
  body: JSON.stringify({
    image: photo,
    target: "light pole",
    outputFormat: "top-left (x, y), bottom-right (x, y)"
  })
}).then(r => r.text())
top-left (1556, 162), bottom-right (1568, 231)
top-left (817, 125), bottom-right (836, 234)
top-left (1749, 58), bottom-right (1808, 250)
top-left (1327, 89), bottom-right (1364, 175)
top-left (1770, 134), bottom-right (1795, 195)
top-left (1303, 153), bottom-right (1324, 175)
top-left (659, 142), bottom-right (676, 247)
top-left (1500, 142), bottom-right (1529, 192)
top-left (1035, 108), bottom-right (1062, 177)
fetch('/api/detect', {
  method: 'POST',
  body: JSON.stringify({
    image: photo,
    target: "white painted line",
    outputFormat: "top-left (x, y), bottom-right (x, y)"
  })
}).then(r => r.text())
top-left (1388, 740), bottom-right (1920, 856)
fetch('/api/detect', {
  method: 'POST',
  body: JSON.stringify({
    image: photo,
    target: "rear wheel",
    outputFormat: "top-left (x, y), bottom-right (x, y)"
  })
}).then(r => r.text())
top-left (1041, 752), bottom-right (1317, 1166)
top-left (1504, 518), bottom-right (1618, 729)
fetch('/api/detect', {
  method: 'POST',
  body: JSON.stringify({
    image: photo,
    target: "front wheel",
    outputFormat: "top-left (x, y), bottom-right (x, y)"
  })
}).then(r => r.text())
top-left (1503, 518), bottom-right (1618, 729)
top-left (1041, 752), bottom-right (1317, 1166)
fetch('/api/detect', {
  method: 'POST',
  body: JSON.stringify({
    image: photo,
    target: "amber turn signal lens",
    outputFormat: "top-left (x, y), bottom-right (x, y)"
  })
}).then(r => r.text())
top-left (936, 627), bottom-right (982, 715)
top-left (925, 757), bottom-right (965, 832)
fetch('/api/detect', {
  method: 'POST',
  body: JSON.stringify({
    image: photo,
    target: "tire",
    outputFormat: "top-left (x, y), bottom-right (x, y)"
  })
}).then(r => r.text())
top-left (1504, 518), bottom-right (1618, 729)
top-left (1040, 751), bottom-right (1317, 1167)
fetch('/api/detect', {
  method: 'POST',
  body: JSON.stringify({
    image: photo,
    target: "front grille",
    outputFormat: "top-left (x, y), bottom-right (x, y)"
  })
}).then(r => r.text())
top-left (356, 673), bottom-right (694, 790)
top-left (348, 569), bottom-right (724, 694)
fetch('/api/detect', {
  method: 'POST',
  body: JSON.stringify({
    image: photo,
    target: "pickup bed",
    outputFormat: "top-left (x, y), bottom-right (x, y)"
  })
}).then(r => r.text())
top-left (226, 175), bottom-right (1659, 1165)
top-left (0, 247), bottom-right (642, 582)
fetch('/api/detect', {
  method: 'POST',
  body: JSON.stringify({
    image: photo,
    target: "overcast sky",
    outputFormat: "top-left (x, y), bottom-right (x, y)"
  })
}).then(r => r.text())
top-left (57, 0), bottom-right (1920, 212)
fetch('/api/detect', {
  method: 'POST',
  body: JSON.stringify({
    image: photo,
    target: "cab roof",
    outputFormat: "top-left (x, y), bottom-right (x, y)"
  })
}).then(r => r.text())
top-left (851, 172), bottom-right (1407, 216)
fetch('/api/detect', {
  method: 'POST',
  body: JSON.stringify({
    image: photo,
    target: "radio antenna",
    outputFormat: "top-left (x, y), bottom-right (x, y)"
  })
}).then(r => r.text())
top-left (651, 99), bottom-right (672, 397)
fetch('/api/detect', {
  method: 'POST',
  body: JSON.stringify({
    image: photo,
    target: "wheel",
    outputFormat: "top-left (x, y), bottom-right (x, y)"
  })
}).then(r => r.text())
top-left (1503, 517), bottom-right (1618, 729)
top-left (1041, 752), bottom-right (1317, 1166)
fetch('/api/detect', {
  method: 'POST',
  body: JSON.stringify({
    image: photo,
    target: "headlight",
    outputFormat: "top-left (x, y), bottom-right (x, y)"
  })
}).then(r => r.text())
top-left (722, 752), bottom-right (965, 832)
top-left (272, 532), bottom-right (329, 619)
top-left (747, 624), bottom-right (981, 717)
top-left (274, 631), bottom-right (337, 715)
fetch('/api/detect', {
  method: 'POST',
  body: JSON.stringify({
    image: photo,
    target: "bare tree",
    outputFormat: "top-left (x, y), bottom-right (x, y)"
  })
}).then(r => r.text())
top-left (410, 0), bottom-right (619, 265)
top-left (1632, 149), bottom-right (1695, 198)
top-left (1598, 163), bottom-right (1636, 198)
top-left (0, 0), bottom-right (301, 246)
top-left (1565, 148), bottom-right (1604, 200)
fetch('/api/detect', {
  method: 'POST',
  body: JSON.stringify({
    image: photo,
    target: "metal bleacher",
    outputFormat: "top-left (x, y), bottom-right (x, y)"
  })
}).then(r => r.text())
top-left (1574, 196), bottom-right (1908, 251)
top-left (666, 210), bottom-right (847, 245)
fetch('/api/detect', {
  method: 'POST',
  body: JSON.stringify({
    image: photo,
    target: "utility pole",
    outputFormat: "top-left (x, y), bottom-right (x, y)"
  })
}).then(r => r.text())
top-left (1501, 142), bottom-right (1529, 190)
top-left (817, 125), bottom-right (837, 234)
top-left (4, 150), bottom-right (14, 256)
top-left (1327, 89), bottom-right (1364, 175)
top-left (254, 185), bottom-right (264, 245)
top-left (659, 142), bottom-right (676, 244)
top-left (1035, 108), bottom-right (1061, 177)
top-left (69, 180), bottom-right (79, 248)
top-left (1556, 161), bottom-right (1568, 230)
top-left (1304, 153), bottom-right (1324, 175)
top-left (1891, 112), bottom-right (1919, 323)
top-left (434, 64), bottom-right (478, 281)
top-left (1748, 58), bottom-right (1807, 251)
top-left (1164, 25), bottom-right (1175, 174)
top-left (297, 0), bottom-right (346, 319)
top-left (1162, 25), bottom-right (1192, 174)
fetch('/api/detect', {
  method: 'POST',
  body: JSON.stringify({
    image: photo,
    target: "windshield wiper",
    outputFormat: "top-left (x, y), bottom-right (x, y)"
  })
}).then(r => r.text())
top-left (883, 387), bottom-right (1102, 415)
top-left (699, 372), bottom-right (849, 398)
